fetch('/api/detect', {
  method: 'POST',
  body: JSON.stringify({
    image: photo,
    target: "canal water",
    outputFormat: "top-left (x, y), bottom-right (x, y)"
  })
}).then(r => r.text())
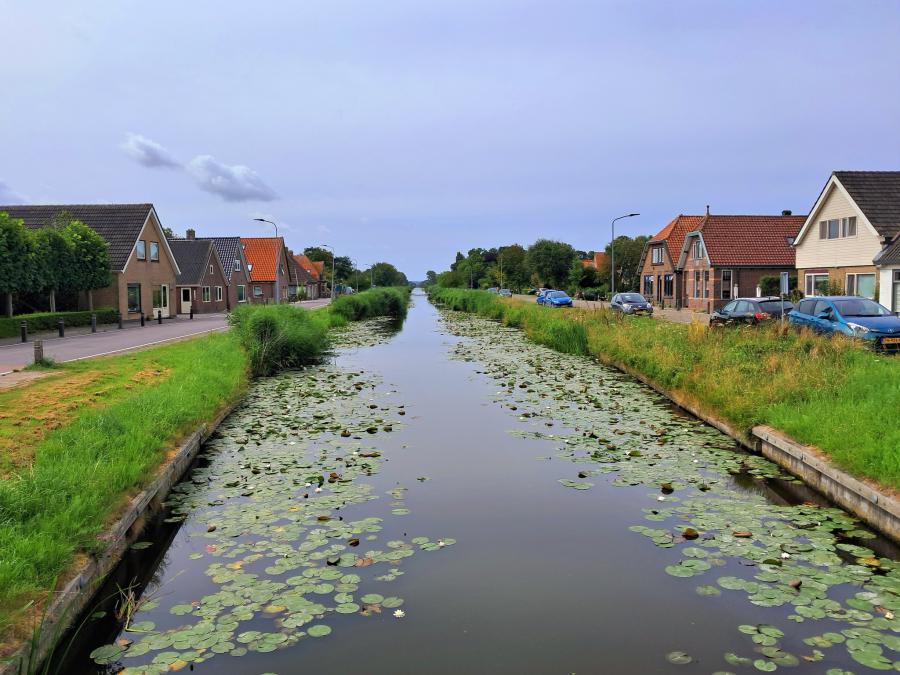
top-left (60, 290), bottom-right (900, 674)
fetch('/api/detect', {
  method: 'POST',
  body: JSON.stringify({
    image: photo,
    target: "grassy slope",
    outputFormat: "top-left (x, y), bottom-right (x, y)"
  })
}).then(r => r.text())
top-left (429, 287), bottom-right (900, 489)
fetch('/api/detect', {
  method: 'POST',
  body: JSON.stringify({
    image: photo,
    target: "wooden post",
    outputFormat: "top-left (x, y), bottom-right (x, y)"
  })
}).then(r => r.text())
top-left (20, 321), bottom-right (27, 343)
top-left (34, 340), bottom-right (43, 364)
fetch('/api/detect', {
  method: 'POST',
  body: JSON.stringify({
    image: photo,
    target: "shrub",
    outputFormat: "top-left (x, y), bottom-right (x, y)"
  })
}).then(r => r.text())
top-left (329, 287), bottom-right (410, 323)
top-left (229, 304), bottom-right (331, 377)
top-left (0, 308), bottom-right (118, 338)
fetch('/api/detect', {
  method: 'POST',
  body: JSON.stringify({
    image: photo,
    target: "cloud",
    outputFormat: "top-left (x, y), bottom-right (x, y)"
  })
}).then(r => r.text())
top-left (188, 155), bottom-right (278, 202)
top-left (0, 180), bottom-right (27, 204)
top-left (120, 132), bottom-right (181, 168)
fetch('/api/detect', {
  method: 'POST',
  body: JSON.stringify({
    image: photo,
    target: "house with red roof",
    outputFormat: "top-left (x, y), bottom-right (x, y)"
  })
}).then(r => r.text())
top-left (241, 237), bottom-right (291, 303)
top-left (676, 210), bottom-right (805, 312)
top-left (636, 215), bottom-right (704, 308)
top-left (292, 253), bottom-right (327, 299)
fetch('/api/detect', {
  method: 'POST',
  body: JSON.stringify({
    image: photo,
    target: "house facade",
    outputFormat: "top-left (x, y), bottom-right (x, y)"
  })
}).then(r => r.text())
top-left (794, 171), bottom-right (900, 304)
top-left (169, 235), bottom-right (229, 314)
top-left (0, 203), bottom-right (179, 318)
top-left (199, 234), bottom-right (253, 309)
top-left (676, 212), bottom-right (805, 312)
top-left (241, 237), bottom-right (291, 303)
top-left (292, 253), bottom-right (326, 299)
top-left (636, 215), bottom-right (703, 308)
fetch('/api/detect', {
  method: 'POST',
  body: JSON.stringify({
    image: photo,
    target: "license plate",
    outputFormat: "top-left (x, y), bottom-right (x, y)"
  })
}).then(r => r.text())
top-left (883, 337), bottom-right (900, 344)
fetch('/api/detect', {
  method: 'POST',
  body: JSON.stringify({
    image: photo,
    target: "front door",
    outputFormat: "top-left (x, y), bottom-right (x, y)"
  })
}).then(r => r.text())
top-left (181, 287), bottom-right (192, 314)
top-left (160, 284), bottom-right (170, 318)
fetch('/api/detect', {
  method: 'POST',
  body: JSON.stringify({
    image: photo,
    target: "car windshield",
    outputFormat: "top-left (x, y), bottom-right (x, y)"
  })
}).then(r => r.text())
top-left (759, 301), bottom-right (793, 313)
top-left (832, 298), bottom-right (890, 317)
top-left (548, 291), bottom-right (568, 298)
top-left (620, 294), bottom-right (645, 303)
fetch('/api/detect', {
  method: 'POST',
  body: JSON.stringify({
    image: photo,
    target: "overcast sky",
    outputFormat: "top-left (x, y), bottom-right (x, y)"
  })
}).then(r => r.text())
top-left (2, 1), bottom-right (899, 279)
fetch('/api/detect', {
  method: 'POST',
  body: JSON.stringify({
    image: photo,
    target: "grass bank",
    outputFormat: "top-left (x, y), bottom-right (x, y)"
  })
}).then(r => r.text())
top-left (428, 287), bottom-right (900, 489)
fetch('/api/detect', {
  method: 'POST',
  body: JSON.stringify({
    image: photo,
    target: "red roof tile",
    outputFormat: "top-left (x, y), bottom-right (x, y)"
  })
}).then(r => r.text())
top-left (241, 237), bottom-right (283, 281)
top-left (293, 254), bottom-right (320, 280)
top-left (652, 215), bottom-right (704, 258)
top-left (696, 215), bottom-right (806, 266)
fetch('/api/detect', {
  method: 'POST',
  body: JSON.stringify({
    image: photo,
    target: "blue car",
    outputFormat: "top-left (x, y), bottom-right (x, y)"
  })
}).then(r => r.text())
top-left (789, 296), bottom-right (900, 352)
top-left (535, 288), bottom-right (550, 305)
top-left (542, 290), bottom-right (573, 308)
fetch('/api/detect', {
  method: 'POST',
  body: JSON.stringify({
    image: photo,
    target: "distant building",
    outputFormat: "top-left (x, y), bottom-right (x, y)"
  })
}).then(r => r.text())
top-left (241, 237), bottom-right (291, 303)
top-left (169, 233), bottom-right (228, 314)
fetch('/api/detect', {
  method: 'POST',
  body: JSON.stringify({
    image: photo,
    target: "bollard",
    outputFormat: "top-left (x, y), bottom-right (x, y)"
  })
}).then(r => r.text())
top-left (117, 312), bottom-right (123, 329)
top-left (91, 313), bottom-right (97, 333)
top-left (34, 340), bottom-right (43, 364)
top-left (157, 309), bottom-right (162, 324)
top-left (58, 318), bottom-right (65, 338)
top-left (20, 321), bottom-right (27, 343)
top-left (189, 307), bottom-right (194, 320)
top-left (140, 313), bottom-right (145, 327)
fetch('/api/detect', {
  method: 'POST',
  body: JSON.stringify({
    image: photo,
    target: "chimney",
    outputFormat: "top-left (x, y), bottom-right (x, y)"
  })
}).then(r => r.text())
top-left (781, 209), bottom-right (792, 216)
top-left (705, 205), bottom-right (710, 216)
top-left (186, 228), bottom-right (196, 240)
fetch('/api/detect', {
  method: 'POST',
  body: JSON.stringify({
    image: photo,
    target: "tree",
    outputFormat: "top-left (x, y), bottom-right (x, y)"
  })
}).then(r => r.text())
top-left (424, 270), bottom-right (438, 286)
top-left (498, 244), bottom-right (527, 291)
top-left (32, 222), bottom-right (73, 313)
top-left (66, 220), bottom-right (111, 310)
top-left (525, 239), bottom-right (577, 288)
top-left (568, 259), bottom-right (598, 292)
top-left (0, 212), bottom-right (31, 317)
top-left (369, 262), bottom-right (408, 287)
top-left (603, 235), bottom-right (649, 292)
top-left (303, 247), bottom-right (354, 286)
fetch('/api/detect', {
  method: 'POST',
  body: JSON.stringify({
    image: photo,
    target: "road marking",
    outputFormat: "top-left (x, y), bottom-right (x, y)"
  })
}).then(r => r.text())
top-left (61, 327), bottom-right (229, 363)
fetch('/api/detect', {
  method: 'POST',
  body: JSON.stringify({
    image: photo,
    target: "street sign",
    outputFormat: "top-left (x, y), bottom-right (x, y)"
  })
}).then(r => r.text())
top-left (780, 272), bottom-right (790, 296)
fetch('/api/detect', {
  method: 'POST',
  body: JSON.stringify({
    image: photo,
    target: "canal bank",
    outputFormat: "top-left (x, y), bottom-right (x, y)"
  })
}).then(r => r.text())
top-left (53, 291), bottom-right (900, 674)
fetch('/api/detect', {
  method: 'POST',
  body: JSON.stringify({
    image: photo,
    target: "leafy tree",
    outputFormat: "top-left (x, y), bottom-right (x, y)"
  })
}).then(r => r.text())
top-left (568, 259), bottom-right (599, 292)
top-left (497, 244), bottom-right (527, 291)
top-left (603, 235), bottom-right (649, 292)
top-left (32, 221), bottom-right (73, 313)
top-left (424, 270), bottom-right (438, 286)
top-left (66, 220), bottom-right (111, 310)
top-left (369, 262), bottom-right (408, 287)
top-left (0, 212), bottom-right (31, 317)
top-left (303, 247), bottom-right (354, 286)
top-left (525, 239), bottom-right (577, 288)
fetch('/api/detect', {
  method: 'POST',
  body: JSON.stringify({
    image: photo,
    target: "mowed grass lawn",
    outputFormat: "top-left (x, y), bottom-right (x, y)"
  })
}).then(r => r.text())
top-left (429, 288), bottom-right (900, 490)
top-left (0, 333), bottom-right (248, 642)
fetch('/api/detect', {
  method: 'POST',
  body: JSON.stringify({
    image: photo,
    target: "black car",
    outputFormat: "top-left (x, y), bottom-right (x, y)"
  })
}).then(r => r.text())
top-left (609, 293), bottom-right (653, 315)
top-left (710, 297), bottom-right (795, 327)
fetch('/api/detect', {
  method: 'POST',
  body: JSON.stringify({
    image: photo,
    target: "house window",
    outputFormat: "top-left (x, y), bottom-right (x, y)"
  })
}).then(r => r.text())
top-left (693, 270), bottom-right (701, 298)
top-left (127, 283), bottom-right (141, 313)
top-left (721, 269), bottom-right (733, 299)
top-left (663, 274), bottom-right (674, 298)
top-left (253, 285), bottom-right (263, 298)
top-left (209, 264), bottom-right (214, 275)
top-left (846, 273), bottom-right (876, 299)
top-left (234, 259), bottom-right (242, 272)
top-left (150, 241), bottom-right (159, 262)
top-left (202, 286), bottom-right (211, 302)
top-left (136, 240), bottom-right (146, 260)
top-left (215, 286), bottom-right (223, 301)
top-left (843, 217), bottom-right (857, 237)
top-left (819, 217), bottom-right (856, 239)
top-left (237, 285), bottom-right (246, 302)
top-left (651, 246), bottom-right (663, 264)
top-left (703, 270), bottom-right (710, 298)
top-left (643, 275), bottom-right (654, 296)
top-left (805, 273), bottom-right (829, 296)
top-left (893, 271), bottom-right (900, 312)
top-left (692, 240), bottom-right (704, 260)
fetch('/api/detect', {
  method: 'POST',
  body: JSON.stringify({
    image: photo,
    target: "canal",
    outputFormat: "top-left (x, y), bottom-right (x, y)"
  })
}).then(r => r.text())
top-left (61, 290), bottom-right (900, 674)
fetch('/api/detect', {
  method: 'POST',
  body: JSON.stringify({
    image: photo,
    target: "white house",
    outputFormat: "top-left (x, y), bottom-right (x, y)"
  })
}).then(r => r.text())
top-left (793, 171), bottom-right (900, 306)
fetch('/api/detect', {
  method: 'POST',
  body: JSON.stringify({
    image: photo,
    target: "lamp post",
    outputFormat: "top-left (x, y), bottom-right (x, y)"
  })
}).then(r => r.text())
top-left (610, 213), bottom-right (640, 296)
top-left (254, 218), bottom-right (281, 304)
top-left (321, 244), bottom-right (336, 299)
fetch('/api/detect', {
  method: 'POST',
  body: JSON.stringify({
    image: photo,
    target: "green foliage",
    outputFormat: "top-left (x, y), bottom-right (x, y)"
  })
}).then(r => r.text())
top-left (525, 239), bottom-right (577, 288)
top-left (0, 212), bottom-right (32, 300)
top-left (428, 287), bottom-right (900, 489)
top-left (603, 234), bottom-right (649, 292)
top-left (368, 262), bottom-right (408, 287)
top-left (329, 287), bottom-right (410, 322)
top-left (568, 259), bottom-right (599, 291)
top-left (760, 275), bottom-right (797, 296)
top-left (66, 219), bottom-right (112, 294)
top-left (0, 309), bottom-right (118, 338)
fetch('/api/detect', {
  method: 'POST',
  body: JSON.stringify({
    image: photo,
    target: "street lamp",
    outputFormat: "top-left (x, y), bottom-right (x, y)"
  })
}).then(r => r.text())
top-left (320, 243), bottom-right (336, 300)
top-left (610, 213), bottom-right (640, 296)
top-left (253, 218), bottom-right (281, 303)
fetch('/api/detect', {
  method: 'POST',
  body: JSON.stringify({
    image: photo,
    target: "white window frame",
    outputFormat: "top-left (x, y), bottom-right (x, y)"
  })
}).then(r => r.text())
top-left (804, 273), bottom-right (829, 296)
top-left (846, 272), bottom-right (876, 299)
top-left (253, 285), bottom-right (263, 298)
top-left (693, 270), bottom-right (701, 298)
top-left (209, 264), bottom-right (214, 275)
top-left (234, 259), bottom-right (242, 272)
top-left (692, 240), bottom-right (704, 260)
top-left (215, 286), bottom-right (223, 301)
top-left (651, 246), bottom-right (663, 264)
top-left (202, 286), bottom-right (211, 302)
top-left (237, 284), bottom-right (246, 302)
top-left (720, 269), bottom-right (732, 299)
top-left (135, 240), bottom-right (146, 260)
top-left (149, 241), bottom-right (159, 262)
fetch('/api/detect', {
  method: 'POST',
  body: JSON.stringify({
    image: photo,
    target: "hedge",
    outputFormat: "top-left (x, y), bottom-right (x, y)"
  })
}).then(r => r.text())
top-left (0, 309), bottom-right (118, 339)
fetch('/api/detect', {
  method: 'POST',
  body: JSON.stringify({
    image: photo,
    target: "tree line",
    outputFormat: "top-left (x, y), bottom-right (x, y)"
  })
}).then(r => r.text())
top-left (302, 247), bottom-right (409, 290)
top-left (426, 235), bottom-right (649, 294)
top-left (0, 211), bottom-right (111, 317)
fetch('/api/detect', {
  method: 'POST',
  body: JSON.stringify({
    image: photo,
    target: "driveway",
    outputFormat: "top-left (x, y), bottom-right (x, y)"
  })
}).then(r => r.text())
top-left (0, 314), bottom-right (229, 374)
top-left (511, 294), bottom-right (710, 325)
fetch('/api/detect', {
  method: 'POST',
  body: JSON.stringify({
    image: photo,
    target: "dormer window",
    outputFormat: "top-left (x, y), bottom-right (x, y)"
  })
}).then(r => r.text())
top-left (692, 240), bottom-right (704, 260)
top-left (651, 246), bottom-right (663, 264)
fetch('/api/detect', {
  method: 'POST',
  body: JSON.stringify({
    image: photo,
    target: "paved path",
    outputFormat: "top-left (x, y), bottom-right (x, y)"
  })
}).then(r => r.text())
top-left (0, 314), bottom-right (229, 374)
top-left (294, 298), bottom-right (332, 310)
top-left (511, 294), bottom-right (710, 325)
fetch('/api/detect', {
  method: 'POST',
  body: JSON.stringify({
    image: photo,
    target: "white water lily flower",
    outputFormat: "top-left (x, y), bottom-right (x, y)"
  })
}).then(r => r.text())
top-left (393, 609), bottom-right (405, 618)
top-left (657, 495), bottom-right (666, 502)
top-left (781, 552), bottom-right (791, 559)
top-left (314, 487), bottom-right (323, 493)
top-left (437, 540), bottom-right (446, 548)
top-left (305, 482), bottom-right (312, 487)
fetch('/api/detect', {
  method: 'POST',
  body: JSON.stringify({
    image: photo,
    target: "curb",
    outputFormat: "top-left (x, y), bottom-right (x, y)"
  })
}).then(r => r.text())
top-left (1, 399), bottom-right (242, 675)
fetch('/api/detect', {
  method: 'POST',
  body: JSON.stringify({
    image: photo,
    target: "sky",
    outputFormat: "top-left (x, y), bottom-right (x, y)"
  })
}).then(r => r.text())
top-left (2, 1), bottom-right (900, 280)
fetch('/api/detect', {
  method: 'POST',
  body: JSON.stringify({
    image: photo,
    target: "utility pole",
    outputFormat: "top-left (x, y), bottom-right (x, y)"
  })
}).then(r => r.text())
top-left (321, 243), bottom-right (336, 299)
top-left (610, 213), bottom-right (640, 296)
top-left (253, 218), bottom-right (281, 303)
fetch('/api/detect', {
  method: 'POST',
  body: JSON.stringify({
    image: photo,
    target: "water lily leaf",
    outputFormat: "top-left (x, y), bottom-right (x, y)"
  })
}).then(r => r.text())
top-left (90, 643), bottom-right (126, 665)
top-left (307, 624), bottom-right (332, 637)
top-left (666, 651), bottom-right (692, 665)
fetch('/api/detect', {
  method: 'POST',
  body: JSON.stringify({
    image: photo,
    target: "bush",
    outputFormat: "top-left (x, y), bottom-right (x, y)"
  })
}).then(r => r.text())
top-left (0, 308), bottom-right (117, 338)
top-left (329, 287), bottom-right (410, 323)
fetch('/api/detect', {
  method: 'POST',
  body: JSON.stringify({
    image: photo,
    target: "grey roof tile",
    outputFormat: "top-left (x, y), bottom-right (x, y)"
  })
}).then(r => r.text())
top-left (834, 171), bottom-right (900, 240)
top-left (169, 239), bottom-right (213, 285)
top-left (198, 236), bottom-right (242, 282)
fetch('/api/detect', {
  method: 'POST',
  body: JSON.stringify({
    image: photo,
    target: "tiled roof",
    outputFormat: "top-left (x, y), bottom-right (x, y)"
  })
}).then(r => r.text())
top-left (696, 214), bottom-right (806, 266)
top-left (0, 203), bottom-right (153, 271)
top-left (834, 171), bottom-right (900, 240)
top-left (199, 236), bottom-right (243, 282)
top-left (653, 215), bottom-right (705, 255)
top-left (287, 256), bottom-right (314, 285)
top-left (874, 236), bottom-right (900, 266)
top-left (312, 260), bottom-right (325, 276)
top-left (241, 237), bottom-right (283, 282)
top-left (169, 239), bottom-right (213, 285)
top-left (293, 254), bottom-right (320, 280)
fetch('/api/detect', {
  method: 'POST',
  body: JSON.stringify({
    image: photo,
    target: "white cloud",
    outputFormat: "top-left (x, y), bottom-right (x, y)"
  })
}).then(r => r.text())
top-left (188, 155), bottom-right (277, 202)
top-left (120, 132), bottom-right (181, 169)
top-left (0, 180), bottom-right (27, 204)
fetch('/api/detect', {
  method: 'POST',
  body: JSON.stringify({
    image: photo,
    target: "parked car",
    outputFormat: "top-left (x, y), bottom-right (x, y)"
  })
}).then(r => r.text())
top-left (487, 287), bottom-right (499, 294)
top-left (711, 297), bottom-right (795, 327)
top-left (543, 290), bottom-right (573, 308)
top-left (610, 293), bottom-right (653, 315)
top-left (499, 288), bottom-right (512, 297)
top-left (789, 296), bottom-right (900, 352)
top-left (536, 288), bottom-right (551, 304)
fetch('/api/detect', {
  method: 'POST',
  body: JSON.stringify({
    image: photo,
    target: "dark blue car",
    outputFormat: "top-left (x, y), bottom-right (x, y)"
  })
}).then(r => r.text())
top-left (788, 296), bottom-right (900, 352)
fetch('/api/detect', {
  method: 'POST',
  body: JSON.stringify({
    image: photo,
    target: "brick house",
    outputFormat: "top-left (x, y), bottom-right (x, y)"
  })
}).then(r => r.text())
top-left (636, 215), bottom-right (703, 308)
top-left (676, 212), bottom-right (805, 312)
top-left (241, 237), bottom-right (291, 303)
top-left (794, 171), bottom-right (900, 307)
top-left (292, 253), bottom-right (326, 299)
top-left (169, 234), bottom-right (229, 315)
top-left (0, 203), bottom-right (179, 318)
top-left (199, 235), bottom-right (253, 309)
